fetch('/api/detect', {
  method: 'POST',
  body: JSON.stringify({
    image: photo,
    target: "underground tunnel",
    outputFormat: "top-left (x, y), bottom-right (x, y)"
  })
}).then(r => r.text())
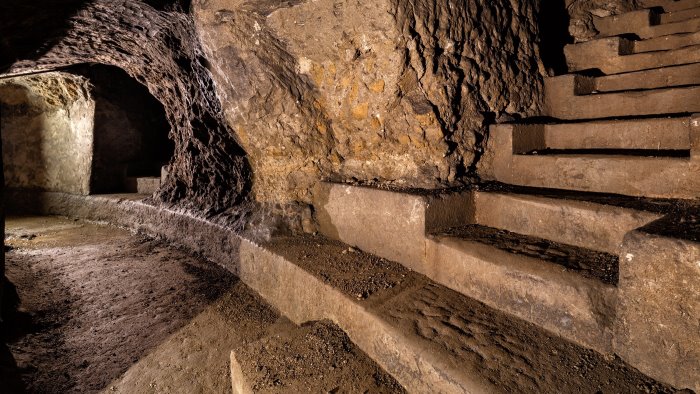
top-left (0, 0), bottom-right (699, 393)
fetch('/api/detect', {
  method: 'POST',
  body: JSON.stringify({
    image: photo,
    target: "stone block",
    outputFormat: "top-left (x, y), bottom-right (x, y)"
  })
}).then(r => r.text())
top-left (615, 230), bottom-right (700, 392)
top-left (313, 182), bottom-right (472, 271)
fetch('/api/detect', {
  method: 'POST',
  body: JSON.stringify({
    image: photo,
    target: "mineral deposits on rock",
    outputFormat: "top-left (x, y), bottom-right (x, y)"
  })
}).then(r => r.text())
top-left (194, 0), bottom-right (546, 203)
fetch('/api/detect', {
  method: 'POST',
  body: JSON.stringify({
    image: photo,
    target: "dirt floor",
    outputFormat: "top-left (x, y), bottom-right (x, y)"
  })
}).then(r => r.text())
top-left (0, 215), bottom-right (402, 394)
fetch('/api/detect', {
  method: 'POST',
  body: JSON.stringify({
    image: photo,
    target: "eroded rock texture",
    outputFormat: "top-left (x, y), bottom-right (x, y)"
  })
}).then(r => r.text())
top-left (567, 0), bottom-right (640, 42)
top-left (2, 0), bottom-right (250, 214)
top-left (194, 0), bottom-right (545, 203)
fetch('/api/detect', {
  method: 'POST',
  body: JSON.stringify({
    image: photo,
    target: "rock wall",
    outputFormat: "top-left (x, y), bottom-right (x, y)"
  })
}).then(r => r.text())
top-left (0, 72), bottom-right (94, 195)
top-left (194, 0), bottom-right (546, 204)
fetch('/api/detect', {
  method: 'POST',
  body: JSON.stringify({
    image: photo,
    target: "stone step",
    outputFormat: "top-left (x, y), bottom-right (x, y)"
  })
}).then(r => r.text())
top-left (240, 234), bottom-right (674, 392)
top-left (538, 117), bottom-right (692, 150)
top-left (641, 0), bottom-right (700, 12)
top-left (592, 63), bottom-right (700, 92)
top-left (481, 121), bottom-right (700, 199)
top-left (635, 29), bottom-right (700, 51)
top-left (659, 5), bottom-right (700, 23)
top-left (425, 224), bottom-right (617, 352)
top-left (544, 74), bottom-right (700, 119)
top-left (471, 191), bottom-right (662, 254)
top-left (594, 9), bottom-right (700, 39)
top-left (565, 36), bottom-right (700, 74)
top-left (311, 182), bottom-right (663, 351)
top-left (124, 176), bottom-right (160, 194)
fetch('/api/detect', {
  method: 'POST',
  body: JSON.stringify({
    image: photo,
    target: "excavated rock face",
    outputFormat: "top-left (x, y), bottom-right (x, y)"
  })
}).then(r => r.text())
top-left (567, 0), bottom-right (640, 42)
top-left (2, 0), bottom-right (549, 211)
top-left (0, 72), bottom-right (95, 195)
top-left (2, 0), bottom-right (250, 214)
top-left (194, 0), bottom-right (546, 203)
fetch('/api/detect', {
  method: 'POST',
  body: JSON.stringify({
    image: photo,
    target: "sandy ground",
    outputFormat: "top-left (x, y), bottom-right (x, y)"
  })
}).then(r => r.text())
top-left (0, 215), bottom-right (402, 394)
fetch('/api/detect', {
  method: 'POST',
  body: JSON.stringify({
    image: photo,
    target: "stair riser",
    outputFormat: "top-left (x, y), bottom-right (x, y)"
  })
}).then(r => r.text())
top-left (482, 122), bottom-right (700, 199)
top-left (592, 63), bottom-right (700, 93)
top-left (542, 118), bottom-right (691, 150)
top-left (425, 237), bottom-right (615, 354)
top-left (593, 10), bottom-right (700, 39)
top-left (660, 6), bottom-right (700, 23)
top-left (616, 230), bottom-right (700, 392)
top-left (473, 192), bottom-right (661, 254)
top-left (565, 37), bottom-right (700, 74)
top-left (634, 30), bottom-right (700, 52)
top-left (313, 182), bottom-right (472, 270)
top-left (642, 0), bottom-right (700, 12)
top-left (545, 75), bottom-right (700, 119)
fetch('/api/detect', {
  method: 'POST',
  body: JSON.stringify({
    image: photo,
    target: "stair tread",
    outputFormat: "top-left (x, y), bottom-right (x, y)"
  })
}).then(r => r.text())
top-left (262, 234), bottom-right (671, 393)
top-left (565, 37), bottom-right (700, 75)
top-left (479, 182), bottom-right (684, 214)
top-left (592, 62), bottom-right (700, 92)
top-left (432, 224), bottom-right (619, 285)
top-left (659, 5), bottom-right (700, 23)
top-left (634, 29), bottom-right (700, 51)
top-left (642, 0), bottom-right (700, 12)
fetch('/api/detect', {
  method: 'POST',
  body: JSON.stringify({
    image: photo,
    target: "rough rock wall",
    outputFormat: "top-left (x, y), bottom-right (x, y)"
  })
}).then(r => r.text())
top-left (194, 0), bottom-right (545, 204)
top-left (3, 0), bottom-right (250, 214)
top-left (567, 0), bottom-right (640, 41)
top-left (0, 72), bottom-right (95, 195)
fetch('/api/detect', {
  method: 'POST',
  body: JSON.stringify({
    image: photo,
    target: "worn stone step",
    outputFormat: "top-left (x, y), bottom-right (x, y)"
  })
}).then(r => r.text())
top-left (241, 234), bottom-right (671, 392)
top-left (311, 182), bottom-right (658, 351)
top-left (425, 224), bottom-right (617, 352)
top-left (660, 5), bottom-right (700, 23)
top-left (471, 191), bottom-right (662, 255)
top-left (481, 121), bottom-right (700, 199)
top-left (537, 117), bottom-right (692, 150)
top-left (594, 9), bottom-right (700, 39)
top-left (124, 176), bottom-right (160, 194)
top-left (544, 74), bottom-right (700, 119)
top-left (565, 36), bottom-right (700, 74)
top-left (635, 29), bottom-right (700, 51)
top-left (642, 0), bottom-right (700, 12)
top-left (592, 63), bottom-right (700, 92)
top-left (594, 9), bottom-right (656, 38)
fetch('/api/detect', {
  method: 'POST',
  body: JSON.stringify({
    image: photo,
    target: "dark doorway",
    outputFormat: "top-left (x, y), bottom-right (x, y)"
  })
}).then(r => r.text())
top-left (71, 64), bottom-right (174, 194)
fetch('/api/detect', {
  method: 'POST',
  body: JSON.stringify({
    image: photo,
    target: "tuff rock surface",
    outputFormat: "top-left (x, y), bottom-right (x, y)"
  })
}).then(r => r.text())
top-left (194, 0), bottom-right (546, 203)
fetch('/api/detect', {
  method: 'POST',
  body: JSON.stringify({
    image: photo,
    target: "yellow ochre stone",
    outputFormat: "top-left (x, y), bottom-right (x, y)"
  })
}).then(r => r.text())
top-left (351, 102), bottom-right (369, 119)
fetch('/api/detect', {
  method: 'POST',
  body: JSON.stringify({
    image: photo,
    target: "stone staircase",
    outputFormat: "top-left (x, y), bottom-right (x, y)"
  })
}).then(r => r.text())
top-left (312, 1), bottom-right (700, 391)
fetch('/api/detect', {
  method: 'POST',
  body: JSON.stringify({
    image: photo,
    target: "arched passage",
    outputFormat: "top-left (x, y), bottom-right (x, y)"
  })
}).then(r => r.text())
top-left (0, 67), bottom-right (174, 196)
top-left (71, 64), bottom-right (174, 194)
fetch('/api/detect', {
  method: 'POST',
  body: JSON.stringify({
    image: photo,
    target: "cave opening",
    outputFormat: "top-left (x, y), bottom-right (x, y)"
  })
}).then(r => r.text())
top-left (0, 65), bottom-right (174, 196)
top-left (72, 64), bottom-right (174, 195)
